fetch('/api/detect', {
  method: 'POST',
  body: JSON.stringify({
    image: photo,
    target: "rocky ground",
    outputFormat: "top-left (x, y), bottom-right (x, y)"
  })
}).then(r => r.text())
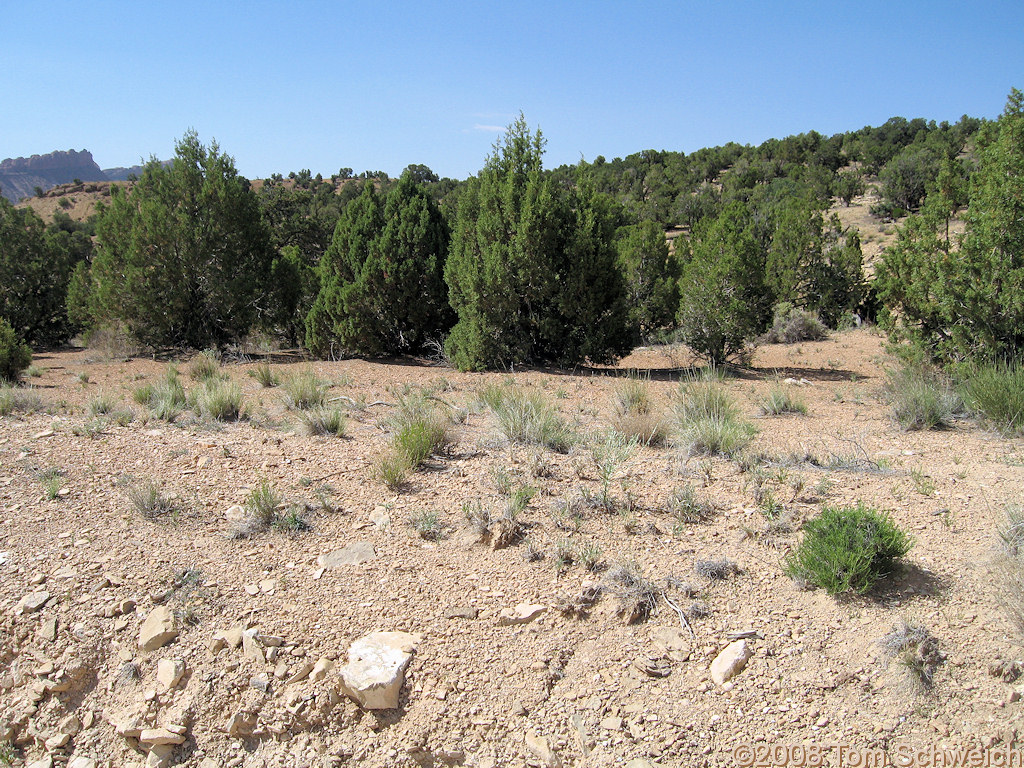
top-left (1, 328), bottom-right (1023, 767)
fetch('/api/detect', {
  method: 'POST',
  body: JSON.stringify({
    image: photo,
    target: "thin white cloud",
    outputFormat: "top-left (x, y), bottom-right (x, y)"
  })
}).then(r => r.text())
top-left (472, 124), bottom-right (505, 133)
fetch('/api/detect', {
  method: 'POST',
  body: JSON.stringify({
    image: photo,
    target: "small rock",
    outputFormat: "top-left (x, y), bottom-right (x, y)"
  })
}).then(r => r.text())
top-left (250, 673), bottom-right (271, 694)
top-left (241, 628), bottom-right (265, 663)
top-left (58, 714), bottom-right (82, 737)
top-left (498, 603), bottom-right (546, 626)
top-left (68, 759), bottom-right (97, 768)
top-left (286, 661), bottom-right (314, 684)
top-left (139, 606), bottom-right (179, 651)
top-left (225, 504), bottom-right (245, 522)
top-left (226, 710), bottom-right (257, 738)
top-left (18, 590), bottom-right (51, 614)
top-left (625, 760), bottom-right (656, 768)
top-left (710, 640), bottom-right (752, 686)
top-left (601, 716), bottom-right (623, 731)
top-left (139, 728), bottom-right (186, 745)
top-left (156, 658), bottom-right (185, 690)
top-left (369, 506), bottom-right (391, 528)
top-left (145, 744), bottom-right (176, 768)
top-left (310, 656), bottom-right (334, 682)
top-left (524, 730), bottom-right (563, 768)
top-left (338, 631), bottom-right (421, 710)
top-left (45, 732), bottom-right (70, 750)
top-left (318, 541), bottom-right (376, 568)
top-left (650, 625), bottom-right (692, 662)
top-left (39, 617), bottom-right (58, 642)
top-left (444, 606), bottom-right (479, 620)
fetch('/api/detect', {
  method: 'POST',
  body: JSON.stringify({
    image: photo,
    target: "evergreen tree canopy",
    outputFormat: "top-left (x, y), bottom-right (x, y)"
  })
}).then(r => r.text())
top-left (305, 173), bottom-right (451, 357)
top-left (877, 88), bottom-right (1024, 364)
top-left (444, 115), bottom-right (630, 371)
top-left (71, 132), bottom-right (273, 349)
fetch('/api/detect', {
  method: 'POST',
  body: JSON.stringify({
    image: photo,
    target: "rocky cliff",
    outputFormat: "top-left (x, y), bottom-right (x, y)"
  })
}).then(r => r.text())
top-left (0, 149), bottom-right (108, 202)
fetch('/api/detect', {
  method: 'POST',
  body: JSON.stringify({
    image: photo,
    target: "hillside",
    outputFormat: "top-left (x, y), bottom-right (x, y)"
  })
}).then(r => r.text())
top-left (0, 150), bottom-right (108, 203)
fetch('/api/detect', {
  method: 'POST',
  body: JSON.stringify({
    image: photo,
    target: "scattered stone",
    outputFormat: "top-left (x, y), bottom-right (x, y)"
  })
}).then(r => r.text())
top-left (444, 606), bottom-right (479, 620)
top-left (625, 760), bottom-right (656, 768)
top-left (68, 759), bottom-right (97, 768)
top-left (226, 710), bottom-right (257, 738)
top-left (370, 506), bottom-right (391, 528)
top-left (156, 658), bottom-right (185, 690)
top-left (45, 732), bottom-right (70, 750)
top-left (17, 590), bottom-right (51, 614)
top-left (225, 504), bottom-right (245, 522)
top-left (250, 673), bottom-right (271, 694)
top-left (58, 714), bottom-right (82, 737)
top-left (498, 603), bottom-right (546, 626)
top-left (318, 541), bottom-right (376, 568)
top-left (138, 606), bottom-right (179, 652)
top-left (338, 631), bottom-right (421, 710)
top-left (287, 661), bottom-right (315, 684)
top-left (524, 730), bottom-right (563, 768)
top-left (650, 626), bottom-right (692, 662)
top-left (145, 743), bottom-right (176, 768)
top-left (710, 640), bottom-right (752, 686)
top-left (220, 625), bottom-right (245, 649)
top-left (601, 716), bottom-right (623, 731)
top-left (39, 617), bottom-right (58, 642)
top-left (139, 728), bottom-right (186, 745)
top-left (241, 628), bottom-right (265, 663)
top-left (311, 656), bottom-right (334, 682)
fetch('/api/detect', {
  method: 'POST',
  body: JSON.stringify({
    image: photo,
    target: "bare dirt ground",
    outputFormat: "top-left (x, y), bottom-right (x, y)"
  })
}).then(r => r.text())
top-left (2, 329), bottom-right (1022, 767)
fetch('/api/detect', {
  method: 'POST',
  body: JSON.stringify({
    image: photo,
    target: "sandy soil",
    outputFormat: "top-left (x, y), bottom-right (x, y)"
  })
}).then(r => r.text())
top-left (1, 329), bottom-right (1022, 767)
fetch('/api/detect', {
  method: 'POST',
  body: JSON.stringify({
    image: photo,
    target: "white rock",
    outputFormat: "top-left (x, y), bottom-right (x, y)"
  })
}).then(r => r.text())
top-left (18, 590), bottom-right (51, 614)
top-left (524, 730), bottom-right (563, 768)
top-left (156, 659), bottom-right (185, 690)
top-left (710, 639), bottom-right (752, 685)
top-left (68, 759), bottom-right (98, 768)
top-left (338, 631), bottom-right (421, 710)
top-left (318, 542), bottom-right (376, 567)
top-left (139, 728), bottom-right (186, 745)
top-left (138, 606), bottom-right (178, 652)
top-left (498, 603), bottom-right (546, 626)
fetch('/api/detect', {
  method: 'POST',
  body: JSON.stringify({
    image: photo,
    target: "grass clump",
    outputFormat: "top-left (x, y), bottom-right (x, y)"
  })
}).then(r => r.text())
top-left (0, 386), bottom-right (44, 416)
top-left (128, 480), bottom-right (177, 518)
top-left (375, 453), bottom-right (413, 490)
top-left (884, 363), bottom-right (960, 430)
top-left (879, 620), bottom-right (943, 688)
top-left (695, 558), bottom-right (739, 580)
top-left (245, 478), bottom-right (282, 529)
top-left (784, 503), bottom-right (913, 595)
top-left (997, 505), bottom-right (1024, 639)
top-left (188, 350), bottom-right (223, 381)
top-left (675, 376), bottom-right (756, 456)
top-left (296, 407), bottom-right (347, 437)
top-left (374, 391), bottom-right (453, 489)
top-left (958, 361), bottom-right (1024, 436)
top-left (249, 362), bottom-right (280, 388)
top-left (589, 431), bottom-right (637, 511)
top-left (135, 366), bottom-right (187, 421)
top-left (282, 370), bottom-right (329, 410)
top-left (409, 509), bottom-right (445, 540)
top-left (479, 384), bottom-right (574, 452)
top-left (667, 484), bottom-right (715, 525)
top-left (195, 380), bottom-right (245, 421)
top-left (603, 562), bottom-right (659, 624)
top-left (758, 384), bottom-right (808, 416)
top-left (88, 391), bottom-right (117, 416)
top-left (611, 376), bottom-right (669, 446)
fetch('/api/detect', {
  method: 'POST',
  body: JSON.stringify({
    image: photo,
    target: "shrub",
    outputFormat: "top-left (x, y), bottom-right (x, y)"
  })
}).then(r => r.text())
top-left (958, 361), bottom-right (1024, 436)
top-left (611, 375), bottom-right (669, 446)
top-left (675, 377), bottom-right (756, 456)
top-left (375, 452), bottom-right (412, 490)
top-left (0, 318), bottom-right (32, 383)
top-left (884, 362), bottom-right (960, 430)
top-left (88, 392), bottom-right (117, 416)
top-left (480, 384), bottom-right (574, 452)
top-left (409, 509), bottom-right (444, 540)
top-left (667, 484), bottom-right (715, 524)
top-left (761, 304), bottom-right (829, 344)
top-left (784, 503), bottom-right (913, 595)
top-left (136, 366), bottom-right (187, 421)
top-left (603, 562), bottom-right (659, 624)
top-left (244, 478), bottom-right (282, 529)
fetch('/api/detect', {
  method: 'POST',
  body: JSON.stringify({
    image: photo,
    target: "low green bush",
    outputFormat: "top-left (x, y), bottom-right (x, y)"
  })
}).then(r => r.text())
top-left (784, 503), bottom-right (913, 595)
top-left (959, 362), bottom-right (1024, 436)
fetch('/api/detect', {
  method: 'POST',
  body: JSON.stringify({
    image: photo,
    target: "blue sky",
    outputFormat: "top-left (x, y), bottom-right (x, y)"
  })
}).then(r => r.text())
top-left (3, 1), bottom-right (1022, 180)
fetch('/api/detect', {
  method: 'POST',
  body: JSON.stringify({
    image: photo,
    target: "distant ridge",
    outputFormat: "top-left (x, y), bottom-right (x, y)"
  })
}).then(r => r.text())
top-left (0, 150), bottom-right (165, 202)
